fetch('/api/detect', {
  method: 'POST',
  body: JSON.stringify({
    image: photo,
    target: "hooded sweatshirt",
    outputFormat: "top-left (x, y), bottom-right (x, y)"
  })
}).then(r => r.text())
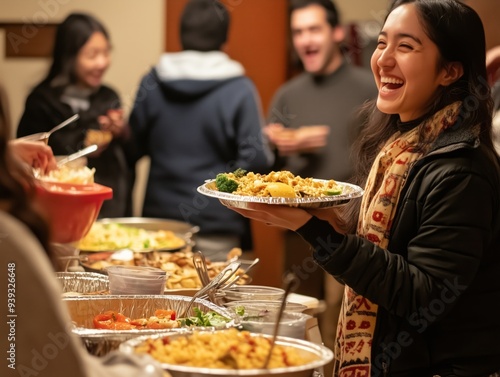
top-left (129, 51), bottom-right (273, 237)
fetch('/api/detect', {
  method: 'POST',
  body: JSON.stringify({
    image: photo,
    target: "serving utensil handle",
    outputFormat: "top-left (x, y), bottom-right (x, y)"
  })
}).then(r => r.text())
top-left (262, 272), bottom-right (298, 369)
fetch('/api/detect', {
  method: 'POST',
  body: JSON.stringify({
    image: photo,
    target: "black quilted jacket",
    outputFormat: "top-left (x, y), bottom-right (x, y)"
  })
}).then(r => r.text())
top-left (299, 123), bottom-right (500, 376)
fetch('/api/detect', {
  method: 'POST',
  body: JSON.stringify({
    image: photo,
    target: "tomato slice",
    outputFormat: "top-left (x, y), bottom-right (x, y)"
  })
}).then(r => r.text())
top-left (110, 322), bottom-right (136, 330)
top-left (93, 309), bottom-right (178, 330)
top-left (154, 309), bottom-right (176, 320)
top-left (93, 310), bottom-right (136, 329)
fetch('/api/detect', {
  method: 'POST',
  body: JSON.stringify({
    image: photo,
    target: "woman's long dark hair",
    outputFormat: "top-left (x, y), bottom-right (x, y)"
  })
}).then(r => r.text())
top-left (0, 124), bottom-right (51, 253)
top-left (43, 13), bottom-right (109, 87)
top-left (342, 0), bottom-right (494, 232)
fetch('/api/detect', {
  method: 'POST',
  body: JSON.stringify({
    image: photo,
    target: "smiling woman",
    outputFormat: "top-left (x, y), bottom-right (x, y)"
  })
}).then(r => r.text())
top-left (16, 13), bottom-right (134, 219)
top-left (371, 4), bottom-right (464, 122)
top-left (222, 0), bottom-right (500, 375)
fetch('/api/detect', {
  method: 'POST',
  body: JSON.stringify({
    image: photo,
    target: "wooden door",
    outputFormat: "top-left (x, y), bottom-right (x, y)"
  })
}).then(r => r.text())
top-left (165, 0), bottom-right (289, 287)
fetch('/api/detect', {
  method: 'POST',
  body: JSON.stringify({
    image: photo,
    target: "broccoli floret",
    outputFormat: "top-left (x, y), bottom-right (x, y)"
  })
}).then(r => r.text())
top-left (233, 168), bottom-right (247, 178)
top-left (215, 173), bottom-right (238, 193)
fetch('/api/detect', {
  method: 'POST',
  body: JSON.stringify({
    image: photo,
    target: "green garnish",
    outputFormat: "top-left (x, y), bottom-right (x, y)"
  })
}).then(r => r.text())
top-left (324, 188), bottom-right (342, 196)
top-left (234, 306), bottom-right (245, 316)
top-left (233, 168), bottom-right (247, 178)
top-left (178, 308), bottom-right (230, 328)
top-left (215, 173), bottom-right (238, 193)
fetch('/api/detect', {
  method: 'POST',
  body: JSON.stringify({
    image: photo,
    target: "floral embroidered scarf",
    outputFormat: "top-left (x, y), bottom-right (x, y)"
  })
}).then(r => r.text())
top-left (334, 101), bottom-right (462, 376)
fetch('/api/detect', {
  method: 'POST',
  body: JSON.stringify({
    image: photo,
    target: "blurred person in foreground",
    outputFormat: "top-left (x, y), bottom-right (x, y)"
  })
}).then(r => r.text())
top-left (225, 0), bottom-right (500, 375)
top-left (128, 0), bottom-right (273, 261)
top-left (1, 81), bottom-right (57, 176)
top-left (17, 13), bottom-right (133, 218)
top-left (1, 91), bottom-right (165, 377)
top-left (486, 45), bottom-right (500, 154)
top-left (265, 0), bottom-right (377, 350)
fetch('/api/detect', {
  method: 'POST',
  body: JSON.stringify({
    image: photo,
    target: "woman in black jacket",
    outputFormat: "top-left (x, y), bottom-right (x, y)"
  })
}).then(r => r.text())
top-left (17, 13), bottom-right (132, 218)
top-left (225, 0), bottom-right (500, 376)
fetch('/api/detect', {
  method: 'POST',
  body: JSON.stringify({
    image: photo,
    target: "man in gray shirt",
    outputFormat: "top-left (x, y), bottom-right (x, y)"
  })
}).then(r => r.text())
top-left (265, 0), bottom-right (377, 353)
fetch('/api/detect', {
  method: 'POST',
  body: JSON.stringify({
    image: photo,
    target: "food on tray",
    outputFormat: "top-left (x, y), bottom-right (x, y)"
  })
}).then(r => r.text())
top-left (134, 328), bottom-right (318, 369)
top-left (215, 169), bottom-right (343, 197)
top-left (93, 308), bottom-right (230, 330)
top-left (178, 307), bottom-right (231, 328)
top-left (62, 290), bottom-right (109, 297)
top-left (85, 129), bottom-right (113, 147)
top-left (36, 165), bottom-right (96, 185)
top-left (82, 249), bottom-right (251, 290)
top-left (78, 222), bottom-right (186, 251)
top-left (94, 309), bottom-right (178, 330)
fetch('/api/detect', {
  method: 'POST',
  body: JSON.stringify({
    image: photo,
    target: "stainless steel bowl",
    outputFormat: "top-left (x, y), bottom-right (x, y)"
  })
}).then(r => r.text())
top-left (119, 330), bottom-right (333, 377)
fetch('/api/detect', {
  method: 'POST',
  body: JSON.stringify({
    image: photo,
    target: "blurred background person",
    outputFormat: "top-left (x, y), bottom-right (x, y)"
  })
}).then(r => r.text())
top-left (266, 0), bottom-right (376, 182)
top-left (486, 45), bottom-right (500, 155)
top-left (128, 0), bottom-right (273, 262)
top-left (265, 0), bottom-right (377, 351)
top-left (16, 13), bottom-right (133, 218)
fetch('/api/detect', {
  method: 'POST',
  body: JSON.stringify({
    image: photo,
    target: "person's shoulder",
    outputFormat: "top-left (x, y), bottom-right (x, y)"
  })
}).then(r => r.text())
top-left (94, 84), bottom-right (122, 103)
top-left (26, 81), bottom-right (53, 98)
top-left (223, 75), bottom-right (258, 93)
top-left (98, 84), bottom-right (119, 97)
top-left (0, 212), bottom-right (44, 257)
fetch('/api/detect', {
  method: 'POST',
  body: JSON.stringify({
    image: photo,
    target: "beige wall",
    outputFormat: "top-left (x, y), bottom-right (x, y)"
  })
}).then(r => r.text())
top-left (337, 0), bottom-right (389, 23)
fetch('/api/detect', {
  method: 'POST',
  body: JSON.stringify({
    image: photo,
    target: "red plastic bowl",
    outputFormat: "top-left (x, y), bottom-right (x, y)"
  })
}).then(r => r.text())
top-left (34, 182), bottom-right (113, 244)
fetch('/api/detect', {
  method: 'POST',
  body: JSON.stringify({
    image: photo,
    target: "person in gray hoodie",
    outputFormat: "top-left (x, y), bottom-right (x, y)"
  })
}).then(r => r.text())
top-left (129, 0), bottom-right (273, 261)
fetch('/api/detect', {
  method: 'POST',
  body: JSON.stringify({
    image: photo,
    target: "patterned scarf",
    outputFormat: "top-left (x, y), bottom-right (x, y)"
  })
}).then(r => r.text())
top-left (334, 101), bottom-right (462, 376)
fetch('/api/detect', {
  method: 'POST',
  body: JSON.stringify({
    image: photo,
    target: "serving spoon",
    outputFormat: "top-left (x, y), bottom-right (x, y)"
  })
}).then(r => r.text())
top-left (18, 114), bottom-right (80, 144)
top-left (56, 144), bottom-right (98, 167)
top-left (262, 272), bottom-right (298, 369)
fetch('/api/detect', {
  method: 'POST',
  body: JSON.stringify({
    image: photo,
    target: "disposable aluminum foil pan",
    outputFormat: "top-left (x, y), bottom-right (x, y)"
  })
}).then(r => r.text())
top-left (55, 272), bottom-right (109, 295)
top-left (197, 179), bottom-right (364, 209)
top-left (119, 331), bottom-right (334, 377)
top-left (63, 295), bottom-right (238, 356)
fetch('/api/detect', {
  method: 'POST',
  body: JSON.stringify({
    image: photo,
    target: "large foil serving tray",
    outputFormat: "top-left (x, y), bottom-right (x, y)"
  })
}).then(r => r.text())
top-left (64, 295), bottom-right (237, 356)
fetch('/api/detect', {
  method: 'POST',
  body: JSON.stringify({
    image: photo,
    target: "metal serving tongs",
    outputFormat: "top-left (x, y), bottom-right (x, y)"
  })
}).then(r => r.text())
top-left (193, 251), bottom-right (211, 287)
top-left (179, 261), bottom-right (241, 318)
top-left (218, 257), bottom-right (260, 291)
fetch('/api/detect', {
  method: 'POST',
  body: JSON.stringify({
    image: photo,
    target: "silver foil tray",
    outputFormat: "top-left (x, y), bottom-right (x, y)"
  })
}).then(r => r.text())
top-left (119, 331), bottom-right (334, 377)
top-left (56, 272), bottom-right (109, 295)
top-left (64, 295), bottom-right (237, 356)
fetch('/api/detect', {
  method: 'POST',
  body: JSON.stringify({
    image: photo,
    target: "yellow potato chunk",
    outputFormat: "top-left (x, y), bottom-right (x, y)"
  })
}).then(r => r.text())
top-left (266, 182), bottom-right (296, 198)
